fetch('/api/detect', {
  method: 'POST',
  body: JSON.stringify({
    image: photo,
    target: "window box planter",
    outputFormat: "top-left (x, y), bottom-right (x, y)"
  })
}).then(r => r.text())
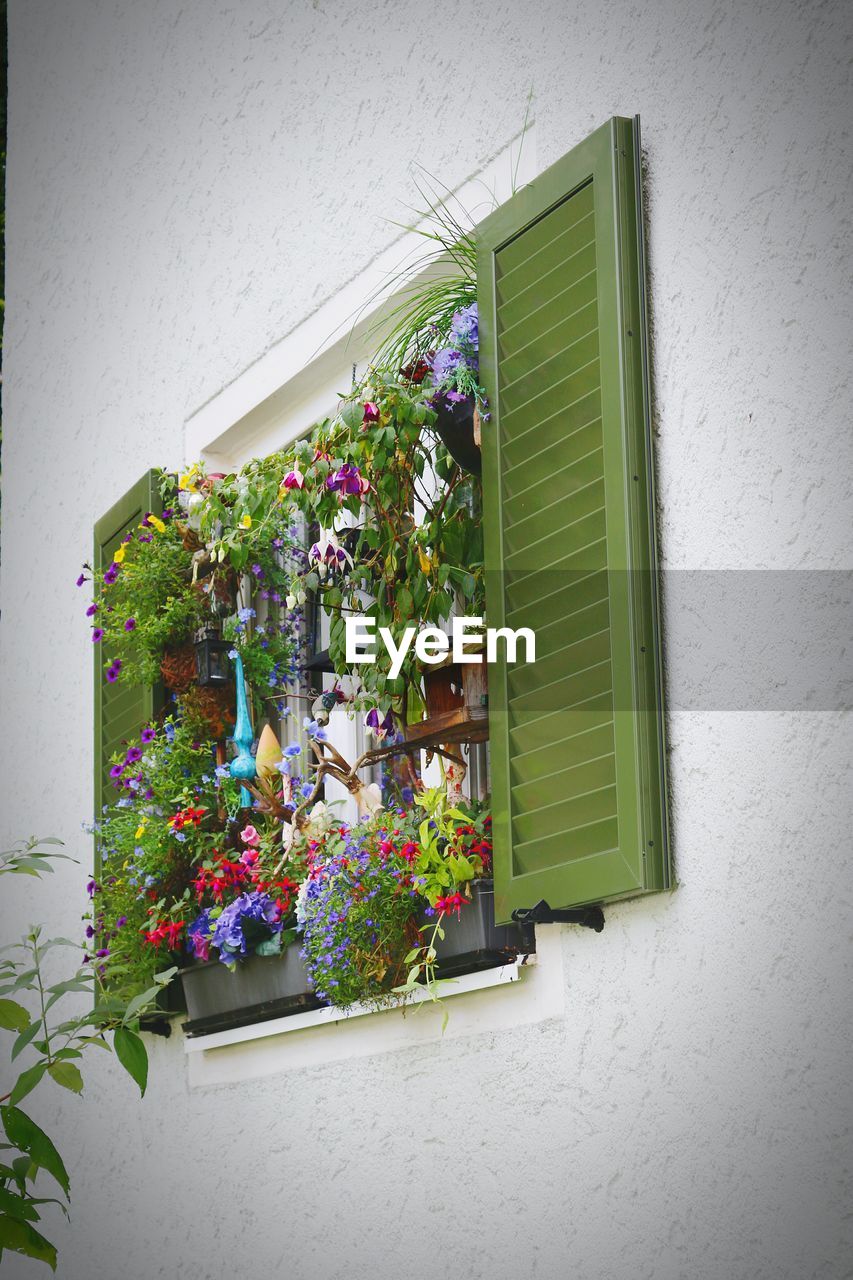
top-left (181, 944), bottom-right (323, 1038)
top-left (426, 878), bottom-right (534, 978)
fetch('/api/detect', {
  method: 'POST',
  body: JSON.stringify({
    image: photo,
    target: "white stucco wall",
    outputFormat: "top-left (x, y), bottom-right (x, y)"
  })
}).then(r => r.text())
top-left (2, 2), bottom-right (851, 1278)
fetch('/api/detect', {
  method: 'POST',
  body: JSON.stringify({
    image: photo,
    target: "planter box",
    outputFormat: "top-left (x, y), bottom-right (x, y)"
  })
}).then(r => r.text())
top-left (181, 944), bottom-right (322, 1038)
top-left (426, 879), bottom-right (535, 978)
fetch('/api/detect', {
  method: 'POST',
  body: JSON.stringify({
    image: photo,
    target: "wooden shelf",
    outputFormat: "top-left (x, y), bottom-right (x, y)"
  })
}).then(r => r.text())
top-left (403, 705), bottom-right (489, 750)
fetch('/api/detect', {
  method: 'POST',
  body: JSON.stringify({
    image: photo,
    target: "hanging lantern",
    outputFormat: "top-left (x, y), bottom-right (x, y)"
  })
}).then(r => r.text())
top-left (194, 626), bottom-right (231, 687)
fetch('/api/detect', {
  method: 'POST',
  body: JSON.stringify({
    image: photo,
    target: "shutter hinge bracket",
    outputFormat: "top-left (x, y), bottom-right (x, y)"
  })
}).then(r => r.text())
top-left (511, 901), bottom-right (605, 932)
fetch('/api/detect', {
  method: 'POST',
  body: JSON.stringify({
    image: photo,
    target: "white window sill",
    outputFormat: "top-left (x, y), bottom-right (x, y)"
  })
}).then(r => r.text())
top-left (184, 925), bottom-right (566, 1088)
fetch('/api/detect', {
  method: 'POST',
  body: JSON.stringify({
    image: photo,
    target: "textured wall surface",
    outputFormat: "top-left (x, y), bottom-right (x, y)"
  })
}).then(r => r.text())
top-left (2, 1), bottom-right (852, 1278)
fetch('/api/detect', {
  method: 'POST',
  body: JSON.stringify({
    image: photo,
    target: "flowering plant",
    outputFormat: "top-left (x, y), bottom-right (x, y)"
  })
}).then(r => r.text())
top-left (297, 792), bottom-right (492, 1009)
top-left (429, 302), bottom-right (487, 415)
top-left (182, 369), bottom-right (484, 731)
top-left (299, 819), bottom-right (422, 1008)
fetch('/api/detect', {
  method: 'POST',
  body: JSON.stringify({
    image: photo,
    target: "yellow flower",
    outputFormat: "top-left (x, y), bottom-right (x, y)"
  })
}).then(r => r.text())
top-left (179, 463), bottom-right (200, 492)
top-left (418, 546), bottom-right (431, 574)
top-left (149, 515), bottom-right (166, 533)
top-left (135, 820), bottom-right (148, 839)
top-left (112, 545), bottom-right (126, 564)
top-left (240, 513), bottom-right (252, 529)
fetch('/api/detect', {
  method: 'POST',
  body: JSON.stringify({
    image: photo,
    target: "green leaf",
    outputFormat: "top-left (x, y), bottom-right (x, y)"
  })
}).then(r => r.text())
top-left (0, 1185), bottom-right (39, 1221)
top-left (340, 400), bottom-right (364, 430)
top-left (0, 1213), bottom-right (57, 1269)
top-left (0, 1000), bottom-right (31, 1032)
top-left (47, 1062), bottom-right (84, 1095)
top-left (0, 1108), bottom-right (69, 1197)
top-left (121, 987), bottom-right (161, 1025)
top-left (113, 1028), bottom-right (148, 1097)
top-left (8, 1064), bottom-right (46, 1107)
top-left (11, 1019), bottom-right (43, 1062)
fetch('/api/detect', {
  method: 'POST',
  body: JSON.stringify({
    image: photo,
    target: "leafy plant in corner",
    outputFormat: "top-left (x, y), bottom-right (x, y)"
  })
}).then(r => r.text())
top-left (0, 838), bottom-right (175, 1272)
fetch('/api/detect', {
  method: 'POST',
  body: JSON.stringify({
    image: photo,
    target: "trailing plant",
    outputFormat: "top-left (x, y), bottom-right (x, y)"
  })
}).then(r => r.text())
top-left (298, 818), bottom-right (422, 1009)
top-left (297, 792), bottom-right (492, 1011)
top-left (85, 496), bottom-right (204, 688)
top-left (0, 837), bottom-right (174, 1272)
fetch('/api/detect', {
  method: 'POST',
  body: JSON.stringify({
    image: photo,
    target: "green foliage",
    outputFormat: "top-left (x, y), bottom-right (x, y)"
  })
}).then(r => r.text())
top-left (191, 369), bottom-right (484, 723)
top-left (93, 716), bottom-right (224, 1000)
top-left (92, 487), bottom-right (207, 687)
top-left (299, 818), bottom-right (422, 1009)
top-left (0, 838), bottom-right (173, 1272)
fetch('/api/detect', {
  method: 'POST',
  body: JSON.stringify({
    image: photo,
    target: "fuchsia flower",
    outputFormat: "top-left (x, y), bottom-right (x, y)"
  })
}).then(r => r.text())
top-left (281, 468), bottom-right (305, 491)
top-left (363, 402), bottom-right (380, 422)
top-left (326, 463), bottom-right (369, 497)
top-left (240, 824), bottom-right (260, 847)
top-left (365, 707), bottom-right (395, 740)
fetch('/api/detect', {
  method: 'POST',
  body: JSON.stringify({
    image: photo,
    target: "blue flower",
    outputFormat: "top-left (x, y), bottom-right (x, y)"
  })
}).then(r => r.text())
top-left (237, 607), bottom-right (256, 623)
top-left (228, 648), bottom-right (239, 660)
top-left (284, 743), bottom-right (302, 758)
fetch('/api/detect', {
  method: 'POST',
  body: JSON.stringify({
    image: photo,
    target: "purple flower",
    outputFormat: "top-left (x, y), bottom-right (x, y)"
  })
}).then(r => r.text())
top-left (109, 764), bottom-right (124, 779)
top-left (138, 532), bottom-right (153, 544)
top-left (326, 463), bottom-right (367, 496)
top-left (86, 604), bottom-right (98, 617)
top-left (449, 302), bottom-right (478, 349)
top-left (103, 564), bottom-right (119, 585)
top-left (431, 348), bottom-right (462, 382)
top-left (92, 628), bottom-right (104, 643)
top-left (125, 746), bottom-right (143, 764)
top-left (124, 617), bottom-right (136, 632)
top-left (141, 726), bottom-right (156, 743)
top-left (251, 563), bottom-right (264, 578)
top-left (76, 573), bottom-right (86, 587)
top-left (95, 947), bottom-right (110, 959)
top-left (116, 915), bottom-right (127, 928)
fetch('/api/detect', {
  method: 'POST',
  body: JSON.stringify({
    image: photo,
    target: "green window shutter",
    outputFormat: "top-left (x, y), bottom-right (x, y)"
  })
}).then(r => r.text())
top-left (478, 117), bottom-right (669, 924)
top-left (93, 472), bottom-right (163, 850)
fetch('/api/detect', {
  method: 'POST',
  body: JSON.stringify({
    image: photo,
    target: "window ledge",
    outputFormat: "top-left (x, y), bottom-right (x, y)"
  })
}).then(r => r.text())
top-left (184, 955), bottom-right (535, 1055)
top-left (184, 925), bottom-right (566, 1087)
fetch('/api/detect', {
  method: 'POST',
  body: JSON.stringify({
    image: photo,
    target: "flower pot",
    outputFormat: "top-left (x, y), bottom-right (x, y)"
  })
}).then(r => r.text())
top-left (424, 878), bottom-right (534, 977)
top-left (432, 394), bottom-right (482, 476)
top-left (181, 944), bottom-right (322, 1037)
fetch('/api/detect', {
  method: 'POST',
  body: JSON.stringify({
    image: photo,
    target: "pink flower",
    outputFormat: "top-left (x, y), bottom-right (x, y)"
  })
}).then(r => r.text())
top-left (282, 469), bottom-right (305, 491)
top-left (240, 824), bottom-right (260, 846)
top-left (363, 402), bottom-right (380, 422)
top-left (240, 848), bottom-right (260, 868)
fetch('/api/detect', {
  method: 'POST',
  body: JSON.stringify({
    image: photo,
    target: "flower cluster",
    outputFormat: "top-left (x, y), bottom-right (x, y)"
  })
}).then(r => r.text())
top-left (299, 822), bottom-right (421, 1008)
top-left (429, 303), bottom-right (488, 416)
